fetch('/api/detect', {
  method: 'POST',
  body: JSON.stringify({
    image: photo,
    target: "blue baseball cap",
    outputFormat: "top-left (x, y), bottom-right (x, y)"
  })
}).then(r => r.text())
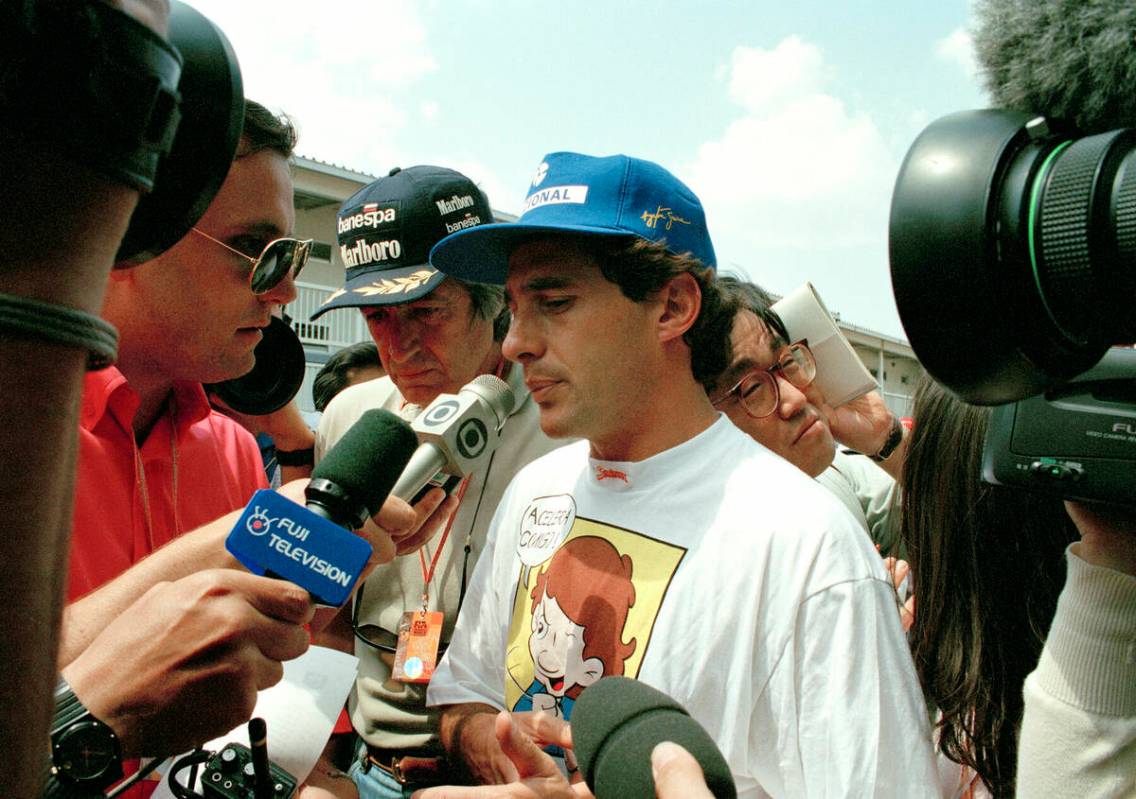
top-left (429, 152), bottom-right (716, 285)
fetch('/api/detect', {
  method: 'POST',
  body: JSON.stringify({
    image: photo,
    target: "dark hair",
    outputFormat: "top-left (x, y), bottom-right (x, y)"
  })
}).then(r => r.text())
top-left (715, 274), bottom-right (789, 340)
top-left (589, 238), bottom-right (735, 390)
top-left (237, 99), bottom-right (297, 159)
top-left (457, 278), bottom-right (509, 342)
top-left (704, 276), bottom-right (789, 397)
top-left (900, 375), bottom-right (1076, 796)
top-left (312, 341), bottom-right (383, 412)
top-left (973, 0), bottom-right (1136, 133)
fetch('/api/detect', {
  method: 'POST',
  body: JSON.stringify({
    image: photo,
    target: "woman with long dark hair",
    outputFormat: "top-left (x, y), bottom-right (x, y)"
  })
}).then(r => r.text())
top-left (900, 376), bottom-right (1077, 797)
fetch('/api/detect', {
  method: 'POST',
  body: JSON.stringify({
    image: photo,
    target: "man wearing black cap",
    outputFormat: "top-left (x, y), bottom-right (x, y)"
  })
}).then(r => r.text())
top-left (311, 166), bottom-right (561, 798)
top-left (421, 152), bottom-right (939, 797)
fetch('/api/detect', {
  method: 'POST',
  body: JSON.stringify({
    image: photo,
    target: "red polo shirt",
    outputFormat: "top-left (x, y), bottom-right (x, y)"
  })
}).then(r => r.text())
top-left (69, 367), bottom-right (267, 600)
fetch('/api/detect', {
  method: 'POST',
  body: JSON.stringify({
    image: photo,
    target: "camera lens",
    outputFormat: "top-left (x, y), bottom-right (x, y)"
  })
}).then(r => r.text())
top-left (1028, 129), bottom-right (1136, 346)
top-left (889, 110), bottom-right (1136, 403)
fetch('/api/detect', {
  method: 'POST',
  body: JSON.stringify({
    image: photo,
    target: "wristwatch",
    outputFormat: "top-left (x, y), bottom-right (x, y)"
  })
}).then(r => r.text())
top-left (46, 679), bottom-right (123, 796)
top-left (275, 445), bottom-right (316, 467)
top-left (870, 415), bottom-right (905, 462)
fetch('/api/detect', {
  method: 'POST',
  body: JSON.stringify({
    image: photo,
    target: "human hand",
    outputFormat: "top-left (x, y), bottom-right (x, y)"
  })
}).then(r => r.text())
top-left (882, 556), bottom-right (916, 632)
top-left (651, 742), bottom-right (714, 799)
top-left (414, 711), bottom-right (591, 799)
top-left (63, 570), bottom-right (314, 757)
top-left (1064, 500), bottom-right (1136, 576)
top-left (815, 389), bottom-right (893, 456)
top-left (253, 400), bottom-right (315, 453)
top-left (511, 711), bottom-right (573, 753)
top-left (451, 708), bottom-right (521, 785)
top-left (363, 487), bottom-right (460, 561)
top-left (277, 480), bottom-right (432, 573)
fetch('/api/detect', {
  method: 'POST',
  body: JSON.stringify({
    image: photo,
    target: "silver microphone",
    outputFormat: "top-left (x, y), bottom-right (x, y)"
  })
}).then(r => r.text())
top-left (390, 374), bottom-right (515, 501)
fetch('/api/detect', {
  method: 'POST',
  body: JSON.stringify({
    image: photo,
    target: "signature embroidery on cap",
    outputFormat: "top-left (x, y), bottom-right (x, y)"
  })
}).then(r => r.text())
top-left (594, 465), bottom-right (629, 483)
top-left (532, 161), bottom-right (549, 187)
top-left (352, 269), bottom-right (437, 296)
top-left (640, 206), bottom-right (690, 231)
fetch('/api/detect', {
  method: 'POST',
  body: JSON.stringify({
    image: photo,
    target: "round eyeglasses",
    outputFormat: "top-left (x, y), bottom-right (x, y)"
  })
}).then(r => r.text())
top-left (191, 227), bottom-right (313, 294)
top-left (711, 341), bottom-right (817, 418)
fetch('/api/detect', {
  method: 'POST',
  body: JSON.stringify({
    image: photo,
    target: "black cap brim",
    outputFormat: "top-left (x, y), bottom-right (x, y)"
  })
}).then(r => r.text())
top-left (309, 263), bottom-right (446, 320)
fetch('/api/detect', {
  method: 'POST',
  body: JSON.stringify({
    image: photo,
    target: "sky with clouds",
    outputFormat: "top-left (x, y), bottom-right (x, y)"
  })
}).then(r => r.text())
top-left (188, 0), bottom-right (988, 338)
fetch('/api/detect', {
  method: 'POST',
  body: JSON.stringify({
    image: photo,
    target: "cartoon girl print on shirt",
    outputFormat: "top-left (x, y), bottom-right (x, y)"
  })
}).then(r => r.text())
top-left (512, 535), bottom-right (637, 722)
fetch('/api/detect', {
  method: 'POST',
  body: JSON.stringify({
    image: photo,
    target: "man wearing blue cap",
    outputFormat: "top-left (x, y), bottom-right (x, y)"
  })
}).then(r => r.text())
top-left (310, 166), bottom-right (562, 798)
top-left (423, 153), bottom-right (939, 797)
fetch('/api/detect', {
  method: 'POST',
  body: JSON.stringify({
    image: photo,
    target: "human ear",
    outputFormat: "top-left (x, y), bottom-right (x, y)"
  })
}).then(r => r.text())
top-left (656, 272), bottom-right (702, 343)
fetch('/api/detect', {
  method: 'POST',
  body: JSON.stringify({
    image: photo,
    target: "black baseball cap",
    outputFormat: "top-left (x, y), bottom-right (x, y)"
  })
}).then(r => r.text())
top-left (311, 165), bottom-right (493, 319)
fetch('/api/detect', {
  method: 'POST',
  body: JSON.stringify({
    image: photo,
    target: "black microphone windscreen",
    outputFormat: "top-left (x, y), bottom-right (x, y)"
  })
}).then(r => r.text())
top-left (311, 409), bottom-right (418, 515)
top-left (572, 677), bottom-right (736, 799)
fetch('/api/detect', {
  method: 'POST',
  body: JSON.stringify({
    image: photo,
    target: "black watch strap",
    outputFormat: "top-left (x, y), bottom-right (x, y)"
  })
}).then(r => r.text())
top-left (276, 445), bottom-right (316, 467)
top-left (47, 679), bottom-right (123, 796)
top-left (41, 762), bottom-right (103, 799)
top-left (870, 415), bottom-right (905, 462)
top-left (51, 679), bottom-right (88, 736)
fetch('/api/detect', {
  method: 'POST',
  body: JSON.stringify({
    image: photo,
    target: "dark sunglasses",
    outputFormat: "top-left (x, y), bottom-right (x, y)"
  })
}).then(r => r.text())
top-left (351, 621), bottom-right (451, 659)
top-left (191, 227), bottom-right (312, 294)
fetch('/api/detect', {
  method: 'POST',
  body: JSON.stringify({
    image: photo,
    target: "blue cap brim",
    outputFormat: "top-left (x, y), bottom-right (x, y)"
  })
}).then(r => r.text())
top-left (428, 221), bottom-right (638, 285)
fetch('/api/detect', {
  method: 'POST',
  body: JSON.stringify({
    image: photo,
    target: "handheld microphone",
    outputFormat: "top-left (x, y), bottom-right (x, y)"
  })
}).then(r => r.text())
top-left (572, 677), bottom-right (737, 799)
top-left (390, 374), bottom-right (516, 502)
top-left (227, 409), bottom-right (418, 605)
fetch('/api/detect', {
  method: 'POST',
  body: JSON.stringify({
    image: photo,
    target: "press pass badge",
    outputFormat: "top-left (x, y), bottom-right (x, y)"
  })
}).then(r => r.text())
top-left (392, 609), bottom-right (444, 683)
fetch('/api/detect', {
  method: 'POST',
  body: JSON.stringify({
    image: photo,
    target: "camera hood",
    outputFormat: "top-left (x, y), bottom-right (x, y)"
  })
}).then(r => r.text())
top-left (116, 1), bottom-right (244, 264)
top-left (207, 317), bottom-right (306, 416)
top-left (890, 109), bottom-right (1136, 404)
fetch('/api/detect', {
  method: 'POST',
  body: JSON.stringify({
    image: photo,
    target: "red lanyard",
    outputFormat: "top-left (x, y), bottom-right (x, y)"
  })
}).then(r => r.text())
top-left (413, 356), bottom-right (507, 606)
top-left (417, 476), bottom-right (470, 607)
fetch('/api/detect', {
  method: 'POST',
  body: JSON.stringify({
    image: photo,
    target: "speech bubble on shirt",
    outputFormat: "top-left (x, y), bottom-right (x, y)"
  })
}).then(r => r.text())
top-left (517, 494), bottom-right (576, 567)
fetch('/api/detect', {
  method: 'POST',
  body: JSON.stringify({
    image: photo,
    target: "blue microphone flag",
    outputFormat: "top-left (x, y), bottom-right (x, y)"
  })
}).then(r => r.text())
top-left (227, 489), bottom-right (371, 606)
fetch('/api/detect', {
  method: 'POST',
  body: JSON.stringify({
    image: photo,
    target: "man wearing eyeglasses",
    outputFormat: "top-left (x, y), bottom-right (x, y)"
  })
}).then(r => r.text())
top-left (709, 277), bottom-right (905, 556)
top-left (46, 100), bottom-right (324, 797)
top-left (66, 101), bottom-right (309, 602)
top-left (308, 166), bottom-right (561, 799)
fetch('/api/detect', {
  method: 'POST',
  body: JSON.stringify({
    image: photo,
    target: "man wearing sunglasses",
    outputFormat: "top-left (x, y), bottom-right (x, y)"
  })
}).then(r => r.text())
top-left (709, 277), bottom-right (906, 556)
top-left (42, 100), bottom-right (329, 797)
top-left (66, 100), bottom-right (308, 603)
top-left (309, 166), bottom-right (561, 799)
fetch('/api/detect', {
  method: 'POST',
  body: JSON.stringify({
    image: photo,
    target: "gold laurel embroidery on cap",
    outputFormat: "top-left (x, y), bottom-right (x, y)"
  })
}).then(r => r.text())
top-left (324, 288), bottom-right (347, 303)
top-left (352, 269), bottom-right (438, 296)
top-left (640, 206), bottom-right (691, 231)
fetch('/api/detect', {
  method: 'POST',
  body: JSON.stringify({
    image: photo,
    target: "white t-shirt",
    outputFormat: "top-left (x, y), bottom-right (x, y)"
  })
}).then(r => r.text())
top-left (316, 365), bottom-right (564, 752)
top-left (428, 416), bottom-right (939, 798)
